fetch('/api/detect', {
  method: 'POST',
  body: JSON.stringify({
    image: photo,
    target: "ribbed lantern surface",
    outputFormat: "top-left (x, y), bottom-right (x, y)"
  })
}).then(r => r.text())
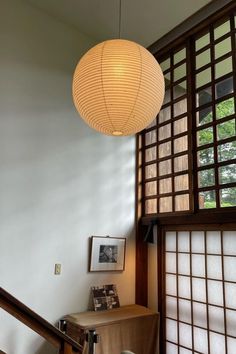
top-left (72, 39), bottom-right (165, 136)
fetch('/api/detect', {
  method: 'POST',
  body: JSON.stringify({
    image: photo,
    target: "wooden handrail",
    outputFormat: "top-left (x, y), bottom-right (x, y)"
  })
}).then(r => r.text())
top-left (0, 287), bottom-right (83, 354)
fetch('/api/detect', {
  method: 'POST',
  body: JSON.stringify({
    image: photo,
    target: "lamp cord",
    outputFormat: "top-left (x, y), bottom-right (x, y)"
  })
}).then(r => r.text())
top-left (119, 0), bottom-right (122, 39)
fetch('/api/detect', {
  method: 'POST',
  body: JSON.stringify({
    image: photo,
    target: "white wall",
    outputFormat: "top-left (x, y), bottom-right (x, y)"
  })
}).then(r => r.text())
top-left (0, 1), bottom-right (136, 353)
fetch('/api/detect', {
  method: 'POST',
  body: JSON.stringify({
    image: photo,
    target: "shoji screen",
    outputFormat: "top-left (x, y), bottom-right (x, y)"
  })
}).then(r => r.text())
top-left (164, 229), bottom-right (236, 354)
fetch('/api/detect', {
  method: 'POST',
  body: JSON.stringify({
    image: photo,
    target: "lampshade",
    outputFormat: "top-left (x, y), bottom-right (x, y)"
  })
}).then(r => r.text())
top-left (72, 39), bottom-right (165, 136)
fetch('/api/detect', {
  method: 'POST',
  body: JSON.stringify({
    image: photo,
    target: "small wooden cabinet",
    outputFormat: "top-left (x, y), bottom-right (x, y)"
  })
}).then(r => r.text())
top-left (62, 304), bottom-right (159, 354)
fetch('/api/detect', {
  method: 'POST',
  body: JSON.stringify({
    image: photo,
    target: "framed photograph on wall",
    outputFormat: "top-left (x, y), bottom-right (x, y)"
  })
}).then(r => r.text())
top-left (89, 236), bottom-right (126, 272)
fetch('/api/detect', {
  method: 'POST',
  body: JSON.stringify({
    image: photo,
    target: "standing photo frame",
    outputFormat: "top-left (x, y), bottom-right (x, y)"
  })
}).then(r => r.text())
top-left (89, 236), bottom-right (126, 272)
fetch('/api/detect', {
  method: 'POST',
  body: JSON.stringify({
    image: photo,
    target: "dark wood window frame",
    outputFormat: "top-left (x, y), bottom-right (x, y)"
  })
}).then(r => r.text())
top-left (135, 1), bottom-right (236, 353)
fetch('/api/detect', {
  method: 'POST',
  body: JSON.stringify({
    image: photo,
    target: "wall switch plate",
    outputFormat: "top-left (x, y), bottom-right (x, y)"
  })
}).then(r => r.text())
top-left (54, 263), bottom-right (61, 275)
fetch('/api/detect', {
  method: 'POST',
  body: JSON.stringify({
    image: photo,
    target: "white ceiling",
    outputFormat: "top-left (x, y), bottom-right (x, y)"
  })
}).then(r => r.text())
top-left (26, 0), bottom-right (212, 47)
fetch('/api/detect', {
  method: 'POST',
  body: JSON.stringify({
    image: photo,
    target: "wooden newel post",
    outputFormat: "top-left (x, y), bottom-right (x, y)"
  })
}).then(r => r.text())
top-left (62, 342), bottom-right (73, 354)
top-left (86, 329), bottom-right (99, 354)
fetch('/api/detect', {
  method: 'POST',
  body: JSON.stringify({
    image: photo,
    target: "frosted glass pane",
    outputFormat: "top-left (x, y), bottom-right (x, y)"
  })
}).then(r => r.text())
top-left (166, 252), bottom-right (176, 273)
top-left (166, 342), bottom-right (178, 354)
top-left (175, 194), bottom-right (189, 211)
top-left (228, 337), bottom-right (236, 354)
top-left (178, 231), bottom-right (190, 252)
top-left (179, 299), bottom-right (191, 323)
top-left (194, 327), bottom-right (208, 354)
top-left (209, 305), bottom-right (225, 333)
top-left (179, 275), bottom-right (191, 299)
top-left (208, 280), bottom-right (223, 306)
top-left (224, 257), bottom-right (236, 282)
top-left (223, 231), bottom-right (236, 255)
top-left (192, 255), bottom-right (205, 277)
top-left (207, 255), bottom-right (222, 280)
top-left (210, 332), bottom-right (226, 354)
top-left (166, 274), bottom-right (177, 296)
top-left (160, 196), bottom-right (172, 213)
top-left (178, 254), bottom-right (190, 275)
top-left (166, 232), bottom-right (176, 251)
top-left (174, 48), bottom-right (186, 64)
top-left (193, 302), bottom-right (207, 328)
top-left (225, 283), bottom-right (236, 308)
top-left (179, 323), bottom-right (192, 348)
top-left (226, 309), bottom-right (236, 336)
top-left (166, 296), bottom-right (177, 319)
top-left (192, 278), bottom-right (206, 302)
top-left (166, 319), bottom-right (178, 343)
top-left (192, 231), bottom-right (205, 253)
top-left (207, 231), bottom-right (221, 254)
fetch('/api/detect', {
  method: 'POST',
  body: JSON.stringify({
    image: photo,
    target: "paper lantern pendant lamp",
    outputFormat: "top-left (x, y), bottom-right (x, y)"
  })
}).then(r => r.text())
top-left (72, 39), bottom-right (165, 136)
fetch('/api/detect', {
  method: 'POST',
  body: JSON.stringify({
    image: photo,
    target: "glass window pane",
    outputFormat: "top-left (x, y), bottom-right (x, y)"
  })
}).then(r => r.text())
top-left (159, 178), bottom-right (172, 194)
top-left (218, 141), bottom-right (236, 162)
top-left (160, 58), bottom-right (170, 72)
top-left (174, 48), bottom-right (186, 64)
top-left (219, 164), bottom-right (236, 184)
top-left (159, 159), bottom-right (172, 176)
top-left (159, 123), bottom-right (171, 141)
top-left (215, 76), bottom-right (233, 99)
top-left (175, 174), bottom-right (189, 191)
top-left (159, 141), bottom-right (171, 158)
top-left (159, 106), bottom-right (171, 124)
top-left (166, 319), bottom-right (178, 342)
top-left (217, 119), bottom-right (235, 141)
top-left (159, 177), bottom-right (172, 194)
top-left (223, 231), bottom-right (236, 255)
top-left (225, 283), bottom-right (236, 308)
top-left (196, 49), bottom-right (211, 69)
top-left (164, 72), bottom-right (171, 87)
top-left (196, 86), bottom-right (212, 107)
top-left (145, 199), bottom-right (157, 214)
top-left (216, 97), bottom-right (234, 119)
top-left (174, 155), bottom-right (188, 172)
top-left (179, 323), bottom-right (192, 348)
top-left (196, 32), bottom-right (210, 51)
top-left (196, 68), bottom-right (211, 88)
top-left (220, 187), bottom-right (236, 207)
top-left (160, 196), bottom-right (172, 213)
top-left (174, 135), bottom-right (188, 154)
top-left (166, 342), bottom-right (178, 354)
top-left (173, 81), bottom-right (187, 99)
top-left (197, 126), bottom-right (214, 147)
top-left (198, 168), bottom-right (215, 188)
top-left (198, 147), bottom-right (214, 167)
top-left (145, 146), bottom-right (156, 162)
top-left (197, 107), bottom-right (213, 126)
top-left (174, 63), bottom-right (186, 82)
top-left (163, 89), bottom-right (171, 104)
top-left (174, 117), bottom-right (187, 135)
top-left (178, 275), bottom-right (191, 299)
top-left (145, 181), bottom-right (157, 196)
top-left (215, 57), bottom-right (232, 79)
top-left (175, 194), bottom-right (189, 211)
top-left (214, 20), bottom-right (230, 40)
top-left (145, 164), bottom-right (157, 179)
top-left (228, 337), bottom-right (236, 354)
top-left (174, 98), bottom-right (187, 117)
top-left (145, 130), bottom-right (156, 145)
top-left (215, 37), bottom-right (231, 59)
top-left (199, 190), bottom-right (216, 209)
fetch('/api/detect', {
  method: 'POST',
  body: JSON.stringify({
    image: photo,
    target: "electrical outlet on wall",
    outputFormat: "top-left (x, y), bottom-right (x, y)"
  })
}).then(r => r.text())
top-left (54, 263), bottom-right (61, 275)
